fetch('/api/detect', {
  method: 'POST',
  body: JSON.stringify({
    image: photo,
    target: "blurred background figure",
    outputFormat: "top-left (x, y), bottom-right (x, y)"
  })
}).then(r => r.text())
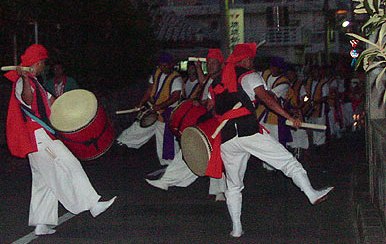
top-left (45, 62), bottom-right (79, 97)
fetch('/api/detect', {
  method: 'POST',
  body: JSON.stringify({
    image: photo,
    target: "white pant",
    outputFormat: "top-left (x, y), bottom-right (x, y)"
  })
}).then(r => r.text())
top-left (117, 120), bottom-right (179, 165)
top-left (221, 130), bottom-right (307, 233)
top-left (221, 131), bottom-right (306, 196)
top-left (307, 116), bottom-right (326, 146)
top-left (287, 128), bottom-right (309, 149)
top-left (343, 103), bottom-right (354, 128)
top-left (157, 150), bottom-right (226, 194)
top-left (28, 129), bottom-right (101, 226)
top-left (328, 108), bottom-right (342, 137)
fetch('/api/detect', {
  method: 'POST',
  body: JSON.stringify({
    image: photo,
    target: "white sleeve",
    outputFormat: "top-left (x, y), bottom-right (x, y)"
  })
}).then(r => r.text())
top-left (240, 72), bottom-right (265, 101)
top-left (171, 76), bottom-right (183, 93)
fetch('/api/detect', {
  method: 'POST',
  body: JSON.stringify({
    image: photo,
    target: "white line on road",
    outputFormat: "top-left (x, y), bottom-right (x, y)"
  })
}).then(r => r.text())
top-left (12, 212), bottom-right (76, 244)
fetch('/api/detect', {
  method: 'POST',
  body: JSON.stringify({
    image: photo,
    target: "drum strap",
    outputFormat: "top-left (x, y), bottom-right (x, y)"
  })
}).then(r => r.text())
top-left (21, 104), bottom-right (109, 152)
top-left (20, 105), bottom-right (56, 135)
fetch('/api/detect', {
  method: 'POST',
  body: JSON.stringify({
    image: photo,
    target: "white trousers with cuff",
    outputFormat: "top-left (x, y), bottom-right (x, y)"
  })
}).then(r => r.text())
top-left (117, 120), bottom-right (179, 165)
top-left (28, 128), bottom-right (101, 226)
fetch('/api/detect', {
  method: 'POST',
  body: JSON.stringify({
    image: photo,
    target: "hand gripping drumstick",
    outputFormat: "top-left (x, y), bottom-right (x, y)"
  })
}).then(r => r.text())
top-left (285, 120), bottom-right (327, 130)
top-left (1, 66), bottom-right (34, 72)
top-left (115, 101), bottom-right (155, 115)
top-left (211, 102), bottom-right (242, 139)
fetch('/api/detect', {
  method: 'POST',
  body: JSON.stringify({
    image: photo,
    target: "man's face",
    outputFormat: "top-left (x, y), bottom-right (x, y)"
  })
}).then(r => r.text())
top-left (207, 58), bottom-right (220, 74)
top-left (287, 70), bottom-right (297, 82)
top-left (34, 59), bottom-right (46, 75)
top-left (240, 57), bottom-right (254, 70)
top-left (270, 65), bottom-right (281, 76)
top-left (187, 64), bottom-right (197, 77)
top-left (159, 63), bottom-right (172, 74)
top-left (53, 64), bottom-right (64, 76)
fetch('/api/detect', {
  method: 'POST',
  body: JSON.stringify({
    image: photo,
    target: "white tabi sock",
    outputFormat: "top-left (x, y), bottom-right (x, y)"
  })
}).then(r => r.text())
top-left (34, 224), bottom-right (56, 235)
top-left (90, 196), bottom-right (117, 217)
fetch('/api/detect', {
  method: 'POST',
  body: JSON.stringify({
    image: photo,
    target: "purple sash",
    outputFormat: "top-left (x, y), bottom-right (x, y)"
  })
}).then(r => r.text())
top-left (162, 107), bottom-right (175, 160)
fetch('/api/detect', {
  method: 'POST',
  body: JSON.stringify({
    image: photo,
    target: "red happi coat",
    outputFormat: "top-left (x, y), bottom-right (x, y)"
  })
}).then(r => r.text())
top-left (5, 72), bottom-right (52, 158)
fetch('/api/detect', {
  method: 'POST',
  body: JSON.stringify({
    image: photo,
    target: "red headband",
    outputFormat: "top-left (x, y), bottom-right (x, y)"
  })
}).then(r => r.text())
top-left (4, 44), bottom-right (48, 82)
top-left (219, 43), bottom-right (257, 93)
top-left (207, 49), bottom-right (224, 64)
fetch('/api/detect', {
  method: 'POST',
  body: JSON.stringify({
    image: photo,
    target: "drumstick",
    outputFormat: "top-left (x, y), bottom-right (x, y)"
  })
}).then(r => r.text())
top-left (257, 39), bottom-right (267, 48)
top-left (211, 102), bottom-right (242, 139)
top-left (1, 66), bottom-right (33, 72)
top-left (285, 120), bottom-right (327, 130)
top-left (115, 107), bottom-right (142, 115)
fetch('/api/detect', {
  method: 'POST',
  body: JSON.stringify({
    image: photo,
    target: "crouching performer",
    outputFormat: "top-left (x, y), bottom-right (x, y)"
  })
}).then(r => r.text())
top-left (208, 43), bottom-right (334, 238)
top-left (4, 44), bottom-right (116, 236)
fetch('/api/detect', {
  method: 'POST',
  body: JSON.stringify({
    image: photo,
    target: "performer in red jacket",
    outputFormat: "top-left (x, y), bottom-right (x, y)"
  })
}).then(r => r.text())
top-left (209, 43), bottom-right (334, 238)
top-left (4, 44), bottom-right (116, 236)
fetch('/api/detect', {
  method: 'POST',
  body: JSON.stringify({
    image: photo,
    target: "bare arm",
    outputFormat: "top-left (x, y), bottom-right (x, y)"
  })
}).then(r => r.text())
top-left (254, 86), bottom-right (301, 127)
top-left (195, 62), bottom-right (206, 86)
top-left (16, 66), bottom-right (34, 105)
top-left (153, 90), bottom-right (181, 111)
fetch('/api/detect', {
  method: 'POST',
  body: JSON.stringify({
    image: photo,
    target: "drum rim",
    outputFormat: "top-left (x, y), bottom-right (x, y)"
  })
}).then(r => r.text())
top-left (50, 89), bottom-right (98, 132)
top-left (181, 126), bottom-right (211, 176)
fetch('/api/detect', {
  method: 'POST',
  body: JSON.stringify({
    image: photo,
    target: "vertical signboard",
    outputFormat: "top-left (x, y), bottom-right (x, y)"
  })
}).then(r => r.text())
top-left (228, 8), bottom-right (244, 52)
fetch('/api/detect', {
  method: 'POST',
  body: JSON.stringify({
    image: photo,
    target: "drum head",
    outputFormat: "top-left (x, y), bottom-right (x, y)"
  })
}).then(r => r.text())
top-left (139, 110), bottom-right (158, 128)
top-left (50, 89), bottom-right (98, 132)
top-left (180, 127), bottom-right (211, 176)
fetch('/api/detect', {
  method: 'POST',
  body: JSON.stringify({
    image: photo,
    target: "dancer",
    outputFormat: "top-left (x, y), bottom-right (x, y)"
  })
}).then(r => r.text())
top-left (207, 43), bottom-right (333, 237)
top-left (145, 49), bottom-right (226, 201)
top-left (117, 52), bottom-right (182, 166)
top-left (4, 44), bottom-right (116, 236)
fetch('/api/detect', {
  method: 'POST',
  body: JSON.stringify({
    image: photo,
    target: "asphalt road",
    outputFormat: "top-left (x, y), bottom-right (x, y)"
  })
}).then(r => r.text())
top-left (0, 128), bottom-right (363, 243)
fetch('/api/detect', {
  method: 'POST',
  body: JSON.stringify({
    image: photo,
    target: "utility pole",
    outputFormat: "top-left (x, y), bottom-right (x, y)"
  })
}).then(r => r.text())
top-left (219, 0), bottom-right (230, 57)
top-left (323, 0), bottom-right (331, 65)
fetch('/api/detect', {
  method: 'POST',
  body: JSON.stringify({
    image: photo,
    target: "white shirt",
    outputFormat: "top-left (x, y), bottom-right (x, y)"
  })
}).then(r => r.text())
top-left (184, 78), bottom-right (199, 98)
top-left (240, 72), bottom-right (266, 101)
top-left (208, 71), bottom-right (266, 101)
top-left (201, 78), bottom-right (213, 100)
top-left (266, 74), bottom-right (290, 99)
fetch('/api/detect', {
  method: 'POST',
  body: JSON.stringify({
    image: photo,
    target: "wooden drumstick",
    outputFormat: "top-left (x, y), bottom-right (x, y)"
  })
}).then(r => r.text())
top-left (285, 120), bottom-right (327, 130)
top-left (211, 102), bottom-right (242, 139)
top-left (115, 107), bottom-right (142, 115)
top-left (1, 66), bottom-right (34, 72)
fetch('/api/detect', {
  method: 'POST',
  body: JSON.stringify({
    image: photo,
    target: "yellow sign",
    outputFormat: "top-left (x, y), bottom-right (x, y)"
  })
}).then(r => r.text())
top-left (228, 8), bottom-right (244, 52)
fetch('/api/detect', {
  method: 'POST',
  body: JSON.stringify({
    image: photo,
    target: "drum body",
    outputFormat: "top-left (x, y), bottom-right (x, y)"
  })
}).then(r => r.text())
top-left (49, 89), bottom-right (115, 161)
top-left (137, 108), bottom-right (158, 128)
top-left (180, 117), bottom-right (220, 176)
top-left (170, 100), bottom-right (208, 137)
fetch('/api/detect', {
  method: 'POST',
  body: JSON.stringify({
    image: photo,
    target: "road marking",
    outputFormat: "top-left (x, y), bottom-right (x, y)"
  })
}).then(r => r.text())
top-left (12, 212), bottom-right (76, 244)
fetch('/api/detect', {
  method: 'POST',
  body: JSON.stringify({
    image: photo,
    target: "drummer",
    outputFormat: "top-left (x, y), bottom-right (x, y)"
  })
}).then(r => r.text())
top-left (208, 43), bottom-right (334, 237)
top-left (145, 49), bottom-right (227, 201)
top-left (4, 44), bottom-right (116, 236)
top-left (117, 52), bottom-right (183, 166)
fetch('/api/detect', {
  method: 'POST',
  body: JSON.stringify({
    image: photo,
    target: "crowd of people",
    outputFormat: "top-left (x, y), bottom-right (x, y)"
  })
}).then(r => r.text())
top-left (2, 42), bottom-right (365, 238)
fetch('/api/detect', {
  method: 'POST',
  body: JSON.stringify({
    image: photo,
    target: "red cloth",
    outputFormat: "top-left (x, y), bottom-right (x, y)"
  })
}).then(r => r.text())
top-left (221, 43), bottom-right (257, 93)
top-left (207, 49), bottom-right (224, 64)
top-left (205, 107), bottom-right (251, 179)
top-left (4, 44), bottom-right (50, 158)
top-left (6, 82), bottom-right (38, 158)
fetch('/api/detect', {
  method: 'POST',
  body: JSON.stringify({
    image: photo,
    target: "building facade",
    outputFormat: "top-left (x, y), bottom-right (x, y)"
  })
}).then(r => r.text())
top-left (159, 0), bottom-right (352, 66)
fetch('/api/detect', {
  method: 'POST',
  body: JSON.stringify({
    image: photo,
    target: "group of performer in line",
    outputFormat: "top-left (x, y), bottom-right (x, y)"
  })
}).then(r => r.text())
top-left (3, 43), bottom-right (336, 238)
